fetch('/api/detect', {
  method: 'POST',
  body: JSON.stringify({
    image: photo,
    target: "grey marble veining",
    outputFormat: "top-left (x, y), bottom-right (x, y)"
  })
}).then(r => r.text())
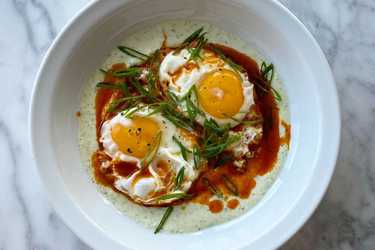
top-left (0, 0), bottom-right (373, 249)
top-left (280, 0), bottom-right (375, 249)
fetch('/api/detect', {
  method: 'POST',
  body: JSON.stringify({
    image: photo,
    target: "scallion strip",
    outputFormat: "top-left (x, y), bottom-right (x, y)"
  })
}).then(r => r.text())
top-left (96, 82), bottom-right (123, 90)
top-left (107, 95), bottom-right (145, 112)
top-left (202, 177), bottom-right (223, 198)
top-left (175, 167), bottom-right (185, 190)
top-left (222, 174), bottom-right (239, 196)
top-left (141, 131), bottom-right (162, 168)
top-left (154, 207), bottom-right (173, 234)
top-left (173, 136), bottom-right (191, 161)
top-left (193, 146), bottom-right (201, 169)
top-left (157, 192), bottom-right (190, 201)
top-left (112, 67), bottom-right (141, 77)
top-left (118, 46), bottom-right (149, 61)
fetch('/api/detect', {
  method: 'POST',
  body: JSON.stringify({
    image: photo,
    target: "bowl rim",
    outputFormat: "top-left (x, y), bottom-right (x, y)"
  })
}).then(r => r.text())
top-left (29, 0), bottom-right (341, 249)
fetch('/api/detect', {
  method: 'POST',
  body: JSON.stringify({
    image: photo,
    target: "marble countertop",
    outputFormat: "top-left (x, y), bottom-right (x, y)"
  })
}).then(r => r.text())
top-left (1, 0), bottom-right (374, 249)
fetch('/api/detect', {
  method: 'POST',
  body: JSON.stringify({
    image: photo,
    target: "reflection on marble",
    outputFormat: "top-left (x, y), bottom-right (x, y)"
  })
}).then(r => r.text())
top-left (0, 0), bottom-right (373, 249)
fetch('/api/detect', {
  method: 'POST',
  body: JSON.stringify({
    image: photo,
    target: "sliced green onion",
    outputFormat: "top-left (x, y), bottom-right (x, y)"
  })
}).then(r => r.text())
top-left (96, 82), bottom-right (123, 90)
top-left (129, 78), bottom-right (149, 96)
top-left (141, 131), bottom-right (162, 168)
top-left (173, 136), bottom-right (191, 161)
top-left (107, 95), bottom-right (145, 112)
top-left (154, 207), bottom-right (173, 234)
top-left (112, 67), bottom-right (141, 77)
top-left (260, 62), bottom-right (282, 102)
top-left (210, 46), bottom-right (243, 72)
top-left (271, 87), bottom-right (282, 102)
top-left (182, 27), bottom-right (204, 44)
top-left (157, 192), bottom-right (190, 201)
top-left (118, 46), bottom-right (149, 61)
top-left (175, 167), bottom-right (185, 190)
top-left (222, 174), bottom-right (239, 196)
top-left (202, 177), bottom-right (223, 198)
top-left (193, 146), bottom-right (201, 169)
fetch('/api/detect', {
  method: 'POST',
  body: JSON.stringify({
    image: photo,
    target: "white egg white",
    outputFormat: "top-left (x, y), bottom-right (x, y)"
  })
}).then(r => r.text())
top-left (159, 48), bottom-right (255, 127)
top-left (99, 108), bottom-right (199, 205)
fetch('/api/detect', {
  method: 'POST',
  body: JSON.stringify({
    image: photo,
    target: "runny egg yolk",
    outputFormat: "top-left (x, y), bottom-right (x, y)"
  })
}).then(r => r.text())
top-left (111, 116), bottom-right (160, 158)
top-left (197, 69), bottom-right (244, 119)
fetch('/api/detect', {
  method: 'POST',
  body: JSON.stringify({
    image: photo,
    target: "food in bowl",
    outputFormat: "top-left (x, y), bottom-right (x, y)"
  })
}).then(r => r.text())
top-left (79, 20), bottom-right (290, 233)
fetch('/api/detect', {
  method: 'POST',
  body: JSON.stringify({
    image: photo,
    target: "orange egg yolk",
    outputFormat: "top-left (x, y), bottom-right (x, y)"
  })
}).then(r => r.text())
top-left (197, 69), bottom-right (244, 118)
top-left (111, 116), bottom-right (160, 158)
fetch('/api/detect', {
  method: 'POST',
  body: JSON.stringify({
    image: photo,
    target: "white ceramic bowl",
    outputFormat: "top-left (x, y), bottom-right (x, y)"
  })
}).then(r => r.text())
top-left (30, 0), bottom-right (340, 249)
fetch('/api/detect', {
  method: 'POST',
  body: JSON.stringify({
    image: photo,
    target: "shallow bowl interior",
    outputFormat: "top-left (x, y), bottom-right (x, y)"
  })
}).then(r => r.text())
top-left (30, 0), bottom-right (340, 249)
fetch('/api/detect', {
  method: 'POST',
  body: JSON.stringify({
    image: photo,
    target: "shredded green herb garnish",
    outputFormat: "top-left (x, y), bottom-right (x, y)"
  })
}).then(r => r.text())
top-left (260, 62), bottom-right (282, 102)
top-left (146, 49), bottom-right (162, 67)
top-left (183, 85), bottom-right (204, 122)
top-left (140, 131), bottom-right (162, 168)
top-left (222, 174), bottom-right (239, 196)
top-left (99, 68), bottom-right (107, 74)
top-left (202, 177), bottom-right (223, 198)
top-left (154, 207), bottom-right (173, 234)
top-left (203, 118), bottom-right (228, 135)
top-left (193, 146), bottom-right (201, 169)
top-left (173, 136), bottom-right (191, 161)
top-left (182, 27), bottom-right (204, 45)
top-left (96, 82), bottom-right (123, 90)
top-left (146, 71), bottom-right (158, 97)
top-left (174, 26), bottom-right (208, 61)
top-left (158, 102), bottom-right (195, 131)
top-left (210, 45), bottom-right (243, 72)
top-left (174, 27), bottom-right (204, 54)
top-left (107, 95), bottom-right (145, 112)
top-left (175, 167), bottom-right (185, 190)
top-left (222, 113), bottom-right (263, 126)
top-left (200, 118), bottom-right (240, 158)
top-left (271, 87), bottom-right (282, 102)
top-left (129, 78), bottom-right (149, 96)
top-left (188, 34), bottom-right (208, 61)
top-left (204, 134), bottom-right (240, 158)
top-left (112, 67), bottom-right (141, 77)
top-left (118, 46), bottom-right (149, 61)
top-left (96, 82), bottom-right (132, 98)
top-left (261, 62), bottom-right (274, 83)
top-left (242, 119), bottom-right (263, 126)
top-left (167, 90), bottom-right (180, 107)
top-left (157, 192), bottom-right (190, 201)
top-left (121, 104), bottom-right (146, 118)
